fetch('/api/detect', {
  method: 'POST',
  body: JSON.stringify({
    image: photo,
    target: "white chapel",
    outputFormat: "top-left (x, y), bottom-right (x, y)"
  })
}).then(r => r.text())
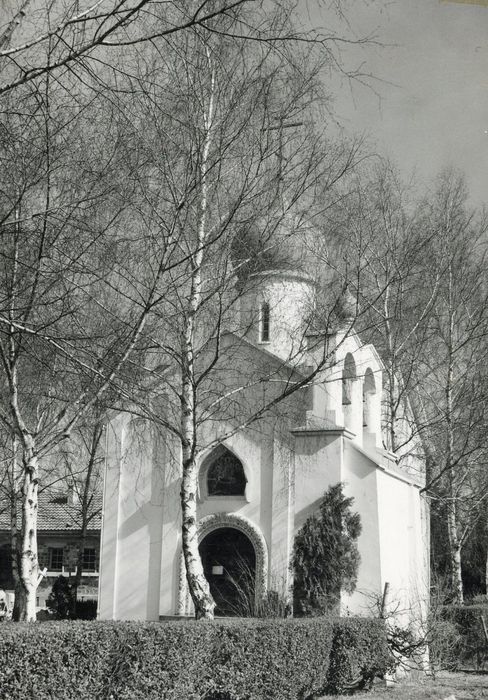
top-left (98, 223), bottom-right (429, 622)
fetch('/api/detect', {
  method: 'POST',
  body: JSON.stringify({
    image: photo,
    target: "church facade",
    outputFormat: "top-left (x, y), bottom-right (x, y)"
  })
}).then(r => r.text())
top-left (98, 259), bottom-right (429, 622)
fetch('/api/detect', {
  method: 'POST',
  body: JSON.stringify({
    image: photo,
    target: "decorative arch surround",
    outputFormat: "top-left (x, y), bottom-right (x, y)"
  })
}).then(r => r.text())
top-left (176, 513), bottom-right (268, 615)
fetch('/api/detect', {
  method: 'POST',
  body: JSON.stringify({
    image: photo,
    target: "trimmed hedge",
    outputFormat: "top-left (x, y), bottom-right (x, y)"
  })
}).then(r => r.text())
top-left (326, 618), bottom-right (395, 694)
top-left (0, 618), bottom-right (334, 700)
top-left (0, 616), bottom-right (393, 699)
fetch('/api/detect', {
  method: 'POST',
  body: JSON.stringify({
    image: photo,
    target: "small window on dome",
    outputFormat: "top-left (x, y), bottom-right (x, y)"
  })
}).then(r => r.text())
top-left (260, 302), bottom-right (270, 342)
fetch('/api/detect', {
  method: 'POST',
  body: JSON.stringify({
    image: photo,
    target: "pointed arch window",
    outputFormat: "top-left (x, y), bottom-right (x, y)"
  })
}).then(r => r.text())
top-left (207, 449), bottom-right (247, 497)
top-left (260, 302), bottom-right (270, 342)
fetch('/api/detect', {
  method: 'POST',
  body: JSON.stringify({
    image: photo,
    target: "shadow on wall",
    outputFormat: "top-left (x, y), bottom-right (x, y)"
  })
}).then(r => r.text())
top-left (294, 497), bottom-right (324, 533)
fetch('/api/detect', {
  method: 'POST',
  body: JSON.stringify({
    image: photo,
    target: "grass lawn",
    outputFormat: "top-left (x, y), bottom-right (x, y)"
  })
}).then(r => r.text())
top-left (319, 672), bottom-right (488, 699)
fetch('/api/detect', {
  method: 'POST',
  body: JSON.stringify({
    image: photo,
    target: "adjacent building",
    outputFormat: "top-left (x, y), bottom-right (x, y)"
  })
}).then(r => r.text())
top-left (0, 487), bottom-right (101, 611)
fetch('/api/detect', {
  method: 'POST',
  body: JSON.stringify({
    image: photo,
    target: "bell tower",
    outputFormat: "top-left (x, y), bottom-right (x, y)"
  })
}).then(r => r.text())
top-left (231, 212), bottom-right (316, 364)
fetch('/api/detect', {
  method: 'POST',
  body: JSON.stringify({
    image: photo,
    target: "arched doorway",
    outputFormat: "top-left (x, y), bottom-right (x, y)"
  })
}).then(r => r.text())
top-left (199, 527), bottom-right (256, 616)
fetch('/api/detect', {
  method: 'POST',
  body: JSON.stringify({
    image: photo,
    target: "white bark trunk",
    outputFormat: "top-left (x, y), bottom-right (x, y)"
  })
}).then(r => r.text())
top-left (20, 443), bottom-right (39, 621)
top-left (384, 286), bottom-right (398, 453)
top-left (181, 451), bottom-right (215, 619)
top-left (179, 50), bottom-right (216, 620)
top-left (445, 261), bottom-right (463, 604)
top-left (485, 547), bottom-right (488, 596)
top-left (9, 435), bottom-right (27, 621)
top-left (446, 502), bottom-right (463, 603)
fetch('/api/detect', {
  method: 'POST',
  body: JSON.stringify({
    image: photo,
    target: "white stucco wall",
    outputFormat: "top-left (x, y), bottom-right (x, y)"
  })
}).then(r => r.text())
top-left (340, 440), bottom-right (428, 623)
top-left (293, 430), bottom-right (343, 533)
top-left (376, 467), bottom-right (429, 624)
top-left (99, 416), bottom-right (165, 620)
top-left (341, 441), bottom-right (382, 614)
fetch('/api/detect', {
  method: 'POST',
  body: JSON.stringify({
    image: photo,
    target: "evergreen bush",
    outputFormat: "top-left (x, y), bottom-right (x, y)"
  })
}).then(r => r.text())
top-left (46, 575), bottom-right (76, 619)
top-left (292, 483), bottom-right (361, 615)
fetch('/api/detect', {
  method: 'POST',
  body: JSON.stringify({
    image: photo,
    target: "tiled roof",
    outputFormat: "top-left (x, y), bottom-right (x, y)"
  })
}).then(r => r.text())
top-left (0, 489), bottom-right (102, 532)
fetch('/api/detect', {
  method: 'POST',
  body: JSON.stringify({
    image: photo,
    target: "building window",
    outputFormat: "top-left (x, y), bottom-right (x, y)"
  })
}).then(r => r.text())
top-left (260, 302), bottom-right (270, 342)
top-left (0, 547), bottom-right (12, 588)
top-left (82, 548), bottom-right (97, 572)
top-left (49, 548), bottom-right (64, 571)
top-left (207, 450), bottom-right (247, 496)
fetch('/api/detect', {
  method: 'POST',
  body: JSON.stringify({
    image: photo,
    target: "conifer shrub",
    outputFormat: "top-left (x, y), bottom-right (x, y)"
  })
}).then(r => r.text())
top-left (0, 618), bottom-right (335, 700)
top-left (46, 575), bottom-right (76, 618)
top-left (292, 483), bottom-right (361, 616)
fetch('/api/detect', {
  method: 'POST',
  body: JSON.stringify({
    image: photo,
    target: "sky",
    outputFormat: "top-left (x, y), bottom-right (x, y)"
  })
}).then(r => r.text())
top-left (306, 0), bottom-right (488, 206)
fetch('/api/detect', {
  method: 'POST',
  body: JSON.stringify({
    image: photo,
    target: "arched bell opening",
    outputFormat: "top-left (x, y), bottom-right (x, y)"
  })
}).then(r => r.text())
top-left (363, 367), bottom-right (377, 433)
top-left (342, 352), bottom-right (357, 431)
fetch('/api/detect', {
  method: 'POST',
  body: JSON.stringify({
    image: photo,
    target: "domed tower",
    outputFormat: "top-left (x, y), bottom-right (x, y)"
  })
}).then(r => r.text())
top-left (231, 211), bottom-right (317, 364)
top-left (335, 284), bottom-right (357, 327)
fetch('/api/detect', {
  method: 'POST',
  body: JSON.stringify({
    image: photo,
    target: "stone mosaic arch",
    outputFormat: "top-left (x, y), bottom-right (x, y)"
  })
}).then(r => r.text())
top-left (176, 513), bottom-right (268, 615)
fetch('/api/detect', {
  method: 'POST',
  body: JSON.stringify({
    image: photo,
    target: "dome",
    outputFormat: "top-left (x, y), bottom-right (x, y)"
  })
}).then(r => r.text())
top-left (231, 210), bottom-right (318, 282)
top-left (335, 285), bottom-right (357, 323)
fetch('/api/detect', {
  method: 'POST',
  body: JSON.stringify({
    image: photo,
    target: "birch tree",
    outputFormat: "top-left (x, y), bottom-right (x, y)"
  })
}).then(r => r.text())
top-left (327, 165), bottom-right (488, 601)
top-left (0, 0), bottom-right (264, 95)
top-left (413, 171), bottom-right (488, 603)
top-left (104, 3), bottom-right (366, 619)
top-left (0, 71), bottom-right (167, 619)
top-left (0, 0), bottom-right (376, 97)
top-left (328, 163), bottom-right (441, 462)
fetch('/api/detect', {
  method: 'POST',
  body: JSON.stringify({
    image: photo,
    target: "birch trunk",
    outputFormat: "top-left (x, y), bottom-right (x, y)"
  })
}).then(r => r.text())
top-left (179, 49), bottom-right (216, 619)
top-left (73, 523), bottom-right (87, 617)
top-left (181, 449), bottom-right (215, 619)
top-left (446, 504), bottom-right (463, 603)
top-left (10, 490), bottom-right (22, 620)
top-left (19, 439), bottom-right (39, 621)
top-left (384, 286), bottom-right (398, 452)
top-left (445, 261), bottom-right (463, 603)
top-left (9, 435), bottom-right (27, 621)
top-left (8, 352), bottom-right (40, 620)
top-left (485, 548), bottom-right (488, 596)
top-left (180, 298), bottom-right (216, 618)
